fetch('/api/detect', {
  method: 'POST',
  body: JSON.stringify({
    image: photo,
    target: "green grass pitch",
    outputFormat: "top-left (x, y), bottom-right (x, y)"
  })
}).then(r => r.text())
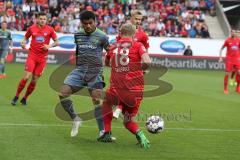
top-left (0, 63), bottom-right (240, 160)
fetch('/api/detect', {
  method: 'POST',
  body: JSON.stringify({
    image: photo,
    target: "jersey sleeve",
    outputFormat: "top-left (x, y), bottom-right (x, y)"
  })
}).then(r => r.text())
top-left (105, 44), bottom-right (116, 66)
top-left (25, 26), bottom-right (32, 39)
top-left (102, 35), bottom-right (110, 51)
top-left (116, 34), bottom-right (121, 42)
top-left (223, 39), bottom-right (228, 47)
top-left (51, 28), bottom-right (57, 40)
top-left (142, 33), bottom-right (150, 49)
top-left (8, 31), bottom-right (12, 40)
top-left (106, 44), bottom-right (116, 59)
top-left (138, 43), bottom-right (147, 57)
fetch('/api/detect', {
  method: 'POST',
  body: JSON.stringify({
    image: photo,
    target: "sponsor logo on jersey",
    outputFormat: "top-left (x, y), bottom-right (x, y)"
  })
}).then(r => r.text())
top-left (160, 40), bottom-right (185, 53)
top-left (231, 45), bottom-right (239, 50)
top-left (36, 36), bottom-right (45, 42)
top-left (77, 44), bottom-right (97, 49)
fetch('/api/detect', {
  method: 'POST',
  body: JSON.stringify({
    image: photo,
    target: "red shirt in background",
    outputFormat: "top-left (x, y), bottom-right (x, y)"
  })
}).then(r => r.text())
top-left (25, 24), bottom-right (57, 60)
top-left (117, 27), bottom-right (149, 49)
top-left (223, 37), bottom-right (240, 58)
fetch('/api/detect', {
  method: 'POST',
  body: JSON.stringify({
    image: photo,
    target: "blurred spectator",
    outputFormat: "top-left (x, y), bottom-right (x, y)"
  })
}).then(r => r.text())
top-left (183, 45), bottom-right (193, 56)
top-left (180, 26), bottom-right (188, 37)
top-left (201, 24), bottom-right (210, 38)
top-left (206, 0), bottom-right (216, 16)
top-left (106, 23), bottom-right (116, 35)
top-left (0, 0), bottom-right (215, 38)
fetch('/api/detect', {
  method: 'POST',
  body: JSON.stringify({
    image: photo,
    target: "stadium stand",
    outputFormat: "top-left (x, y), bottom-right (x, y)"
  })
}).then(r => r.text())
top-left (0, 0), bottom-right (216, 38)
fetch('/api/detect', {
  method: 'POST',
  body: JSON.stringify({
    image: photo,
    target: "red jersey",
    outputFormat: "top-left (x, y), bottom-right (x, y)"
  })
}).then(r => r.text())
top-left (116, 26), bottom-right (149, 49)
top-left (25, 24), bottom-right (57, 60)
top-left (107, 38), bottom-right (147, 91)
top-left (223, 37), bottom-right (240, 58)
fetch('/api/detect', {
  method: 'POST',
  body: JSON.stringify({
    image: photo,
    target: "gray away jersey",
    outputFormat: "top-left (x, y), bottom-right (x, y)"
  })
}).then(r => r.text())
top-left (0, 29), bottom-right (12, 50)
top-left (74, 28), bottom-right (109, 70)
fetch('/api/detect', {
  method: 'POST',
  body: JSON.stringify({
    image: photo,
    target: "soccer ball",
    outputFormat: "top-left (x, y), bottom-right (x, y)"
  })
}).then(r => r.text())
top-left (146, 115), bottom-right (164, 134)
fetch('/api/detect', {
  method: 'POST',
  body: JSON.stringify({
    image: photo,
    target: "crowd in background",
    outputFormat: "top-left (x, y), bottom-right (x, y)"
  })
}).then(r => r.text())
top-left (0, 0), bottom-right (216, 38)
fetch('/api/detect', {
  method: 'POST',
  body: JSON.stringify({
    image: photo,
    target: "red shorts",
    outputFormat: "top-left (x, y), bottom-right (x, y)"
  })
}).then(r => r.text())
top-left (105, 88), bottom-right (143, 117)
top-left (25, 56), bottom-right (46, 76)
top-left (225, 57), bottom-right (240, 72)
top-left (121, 99), bottom-right (142, 118)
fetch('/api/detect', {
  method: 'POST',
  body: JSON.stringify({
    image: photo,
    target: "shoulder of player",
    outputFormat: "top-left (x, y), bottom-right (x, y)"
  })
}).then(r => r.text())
top-left (45, 25), bottom-right (55, 31)
top-left (0, 29), bottom-right (11, 35)
top-left (28, 24), bottom-right (38, 31)
top-left (133, 41), bottom-right (147, 53)
top-left (94, 28), bottom-right (108, 39)
top-left (138, 27), bottom-right (148, 36)
top-left (225, 38), bottom-right (230, 43)
top-left (30, 24), bottom-right (38, 28)
top-left (95, 28), bottom-right (107, 36)
top-left (74, 28), bottom-right (86, 36)
top-left (132, 41), bottom-right (143, 47)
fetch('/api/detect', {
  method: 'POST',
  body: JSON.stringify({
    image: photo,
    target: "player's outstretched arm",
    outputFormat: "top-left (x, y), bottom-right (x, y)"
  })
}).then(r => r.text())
top-left (141, 53), bottom-right (151, 71)
top-left (219, 45), bottom-right (225, 62)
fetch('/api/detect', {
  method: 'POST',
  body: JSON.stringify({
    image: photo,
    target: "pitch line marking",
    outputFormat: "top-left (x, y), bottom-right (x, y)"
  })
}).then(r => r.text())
top-left (0, 123), bottom-right (240, 132)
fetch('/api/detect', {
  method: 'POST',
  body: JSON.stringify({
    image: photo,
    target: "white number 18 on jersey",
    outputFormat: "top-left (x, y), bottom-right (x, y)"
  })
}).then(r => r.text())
top-left (113, 47), bottom-right (130, 67)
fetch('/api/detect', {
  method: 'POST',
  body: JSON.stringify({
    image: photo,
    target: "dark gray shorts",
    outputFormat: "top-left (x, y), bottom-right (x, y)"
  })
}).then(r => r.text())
top-left (0, 50), bottom-right (8, 59)
top-left (64, 68), bottom-right (105, 89)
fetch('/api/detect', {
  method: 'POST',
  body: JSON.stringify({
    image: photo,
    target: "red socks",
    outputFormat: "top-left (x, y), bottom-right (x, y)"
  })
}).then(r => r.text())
top-left (224, 75), bottom-right (229, 91)
top-left (16, 79), bottom-right (27, 97)
top-left (102, 101), bottom-right (139, 134)
top-left (124, 120), bottom-right (139, 134)
top-left (15, 79), bottom-right (37, 99)
top-left (24, 81), bottom-right (36, 99)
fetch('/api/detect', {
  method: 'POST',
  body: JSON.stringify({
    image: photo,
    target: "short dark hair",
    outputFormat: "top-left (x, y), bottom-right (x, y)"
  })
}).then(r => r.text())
top-left (1, 21), bottom-right (7, 24)
top-left (37, 12), bottom-right (46, 18)
top-left (80, 10), bottom-right (96, 22)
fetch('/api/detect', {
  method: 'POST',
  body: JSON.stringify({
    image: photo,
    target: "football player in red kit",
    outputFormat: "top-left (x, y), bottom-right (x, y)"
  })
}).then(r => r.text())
top-left (11, 12), bottom-right (59, 105)
top-left (219, 30), bottom-right (240, 94)
top-left (114, 10), bottom-right (149, 118)
top-left (98, 23), bottom-right (151, 149)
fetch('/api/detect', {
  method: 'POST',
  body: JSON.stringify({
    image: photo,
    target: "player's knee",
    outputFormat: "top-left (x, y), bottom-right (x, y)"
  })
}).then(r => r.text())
top-left (59, 85), bottom-right (72, 98)
top-left (32, 75), bottom-right (39, 82)
top-left (23, 76), bottom-right (30, 81)
top-left (91, 90), bottom-right (102, 105)
top-left (92, 98), bottom-right (101, 105)
top-left (23, 72), bottom-right (32, 80)
top-left (59, 92), bottom-right (70, 98)
top-left (123, 114), bottom-right (136, 124)
top-left (123, 115), bottom-right (131, 124)
top-left (225, 72), bottom-right (231, 76)
top-left (0, 58), bottom-right (5, 64)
